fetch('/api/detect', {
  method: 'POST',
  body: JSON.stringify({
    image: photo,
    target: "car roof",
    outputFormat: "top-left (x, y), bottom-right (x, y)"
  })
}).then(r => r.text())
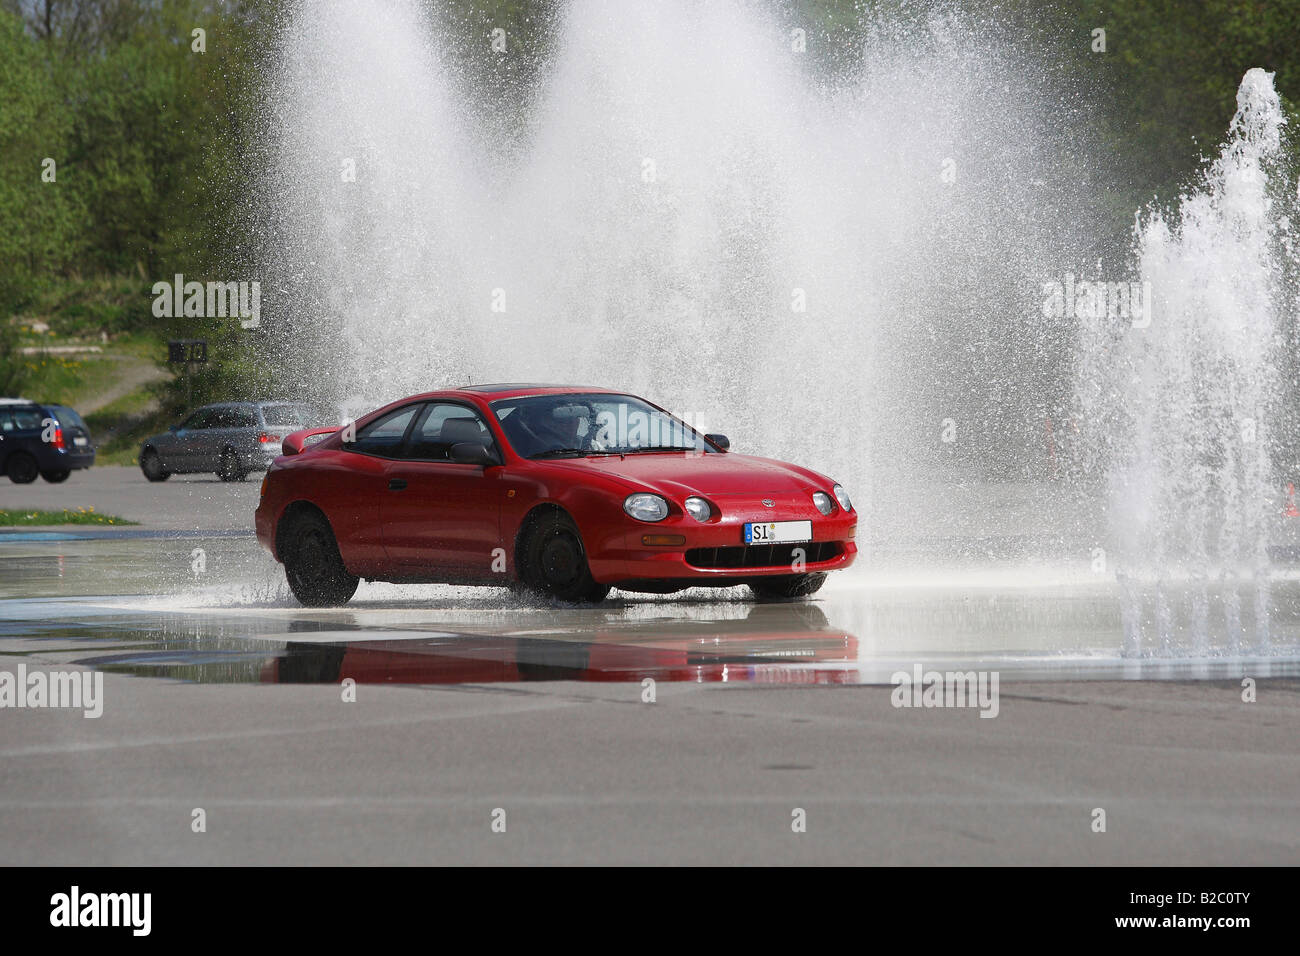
top-left (449, 384), bottom-right (622, 401)
top-left (0, 397), bottom-right (38, 406)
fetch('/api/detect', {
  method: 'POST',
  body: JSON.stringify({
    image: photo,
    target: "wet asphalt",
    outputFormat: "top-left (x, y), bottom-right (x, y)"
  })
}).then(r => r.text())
top-left (1, 467), bottom-right (1298, 863)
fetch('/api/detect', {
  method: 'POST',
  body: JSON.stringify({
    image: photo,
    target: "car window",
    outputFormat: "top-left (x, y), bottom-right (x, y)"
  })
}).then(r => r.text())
top-left (220, 405), bottom-right (258, 429)
top-left (346, 405), bottom-right (419, 457)
top-left (49, 406), bottom-right (87, 430)
top-left (10, 407), bottom-right (43, 431)
top-left (403, 403), bottom-right (494, 461)
top-left (0, 410), bottom-right (12, 432)
top-left (181, 409), bottom-right (214, 429)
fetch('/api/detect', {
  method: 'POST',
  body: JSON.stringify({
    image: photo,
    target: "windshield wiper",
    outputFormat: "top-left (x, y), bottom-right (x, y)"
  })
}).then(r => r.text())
top-left (529, 448), bottom-right (590, 459)
top-left (623, 445), bottom-right (698, 454)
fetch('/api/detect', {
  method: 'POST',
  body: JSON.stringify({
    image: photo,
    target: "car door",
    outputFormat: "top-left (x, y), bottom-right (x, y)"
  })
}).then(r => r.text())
top-left (379, 402), bottom-right (504, 577)
top-left (197, 405), bottom-right (239, 470)
top-left (0, 409), bottom-right (12, 468)
top-left (0, 407), bottom-right (36, 469)
top-left (208, 403), bottom-right (256, 468)
top-left (166, 408), bottom-right (213, 471)
top-left (7, 405), bottom-right (47, 464)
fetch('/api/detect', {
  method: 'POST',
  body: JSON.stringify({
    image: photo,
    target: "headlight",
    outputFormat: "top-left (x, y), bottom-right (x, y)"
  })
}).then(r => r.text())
top-left (833, 483), bottom-right (853, 513)
top-left (812, 491), bottom-right (833, 515)
top-left (684, 496), bottom-right (712, 522)
top-left (624, 493), bottom-right (669, 522)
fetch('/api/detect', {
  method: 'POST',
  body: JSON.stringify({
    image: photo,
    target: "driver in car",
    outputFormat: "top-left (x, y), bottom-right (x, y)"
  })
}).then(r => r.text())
top-left (515, 403), bottom-right (590, 457)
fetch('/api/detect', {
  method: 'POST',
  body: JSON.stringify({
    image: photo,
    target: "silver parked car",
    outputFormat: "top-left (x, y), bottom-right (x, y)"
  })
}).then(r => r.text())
top-left (139, 401), bottom-right (323, 482)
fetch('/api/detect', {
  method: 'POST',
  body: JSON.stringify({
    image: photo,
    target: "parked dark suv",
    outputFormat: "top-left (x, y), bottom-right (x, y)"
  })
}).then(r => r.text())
top-left (139, 401), bottom-right (324, 482)
top-left (0, 399), bottom-right (96, 483)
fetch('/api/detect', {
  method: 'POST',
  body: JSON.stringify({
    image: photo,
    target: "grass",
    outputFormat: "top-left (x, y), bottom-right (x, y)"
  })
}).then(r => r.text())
top-left (13, 275), bottom-right (156, 339)
top-left (0, 507), bottom-right (137, 527)
top-left (17, 350), bottom-right (121, 406)
top-left (83, 386), bottom-right (172, 466)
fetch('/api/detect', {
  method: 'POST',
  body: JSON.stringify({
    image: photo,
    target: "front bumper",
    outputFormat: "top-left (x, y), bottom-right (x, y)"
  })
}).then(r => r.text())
top-left (592, 499), bottom-right (857, 586)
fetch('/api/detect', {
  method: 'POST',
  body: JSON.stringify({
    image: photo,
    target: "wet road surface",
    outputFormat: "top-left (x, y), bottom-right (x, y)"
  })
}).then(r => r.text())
top-left (2, 470), bottom-right (1299, 863)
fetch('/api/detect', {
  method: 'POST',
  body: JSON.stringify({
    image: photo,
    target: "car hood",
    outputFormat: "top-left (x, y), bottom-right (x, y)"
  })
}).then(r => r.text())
top-left (544, 452), bottom-right (827, 497)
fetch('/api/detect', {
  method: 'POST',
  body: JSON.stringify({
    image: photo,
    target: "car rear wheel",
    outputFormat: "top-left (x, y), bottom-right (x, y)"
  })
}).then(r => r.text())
top-left (520, 511), bottom-right (610, 603)
top-left (5, 453), bottom-right (38, 484)
top-left (140, 450), bottom-right (170, 482)
top-left (217, 448), bottom-right (246, 482)
top-left (747, 572), bottom-right (828, 601)
top-left (283, 511), bottom-right (359, 607)
top-left (40, 469), bottom-right (71, 483)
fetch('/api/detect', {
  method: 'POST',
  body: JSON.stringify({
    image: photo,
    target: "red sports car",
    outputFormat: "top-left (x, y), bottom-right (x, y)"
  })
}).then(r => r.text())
top-left (254, 384), bottom-right (857, 606)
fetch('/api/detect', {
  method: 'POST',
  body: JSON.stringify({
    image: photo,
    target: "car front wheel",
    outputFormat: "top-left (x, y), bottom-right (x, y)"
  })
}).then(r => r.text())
top-left (747, 572), bottom-right (827, 601)
top-left (519, 511), bottom-right (610, 603)
top-left (283, 511), bottom-right (359, 607)
top-left (140, 450), bottom-right (170, 482)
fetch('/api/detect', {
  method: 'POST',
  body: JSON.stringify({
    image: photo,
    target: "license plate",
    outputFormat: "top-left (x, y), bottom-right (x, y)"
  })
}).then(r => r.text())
top-left (73, 437), bottom-right (88, 447)
top-left (744, 520), bottom-right (812, 545)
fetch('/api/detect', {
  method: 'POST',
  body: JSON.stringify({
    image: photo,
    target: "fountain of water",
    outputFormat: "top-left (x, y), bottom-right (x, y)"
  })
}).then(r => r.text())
top-left (254, 0), bottom-right (1106, 512)
top-left (1078, 68), bottom-right (1298, 656)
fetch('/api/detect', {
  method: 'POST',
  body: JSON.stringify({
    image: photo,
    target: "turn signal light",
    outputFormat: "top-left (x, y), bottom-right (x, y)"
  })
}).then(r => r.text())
top-left (641, 534), bottom-right (686, 547)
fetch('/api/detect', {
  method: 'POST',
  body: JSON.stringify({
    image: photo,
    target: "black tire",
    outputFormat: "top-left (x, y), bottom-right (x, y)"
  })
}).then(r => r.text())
top-left (282, 510), bottom-right (359, 607)
top-left (40, 469), bottom-right (71, 483)
top-left (747, 572), bottom-right (828, 601)
top-left (140, 449), bottom-right (170, 482)
top-left (5, 452), bottom-right (38, 484)
top-left (519, 510), bottom-right (610, 603)
top-left (217, 448), bottom-right (246, 482)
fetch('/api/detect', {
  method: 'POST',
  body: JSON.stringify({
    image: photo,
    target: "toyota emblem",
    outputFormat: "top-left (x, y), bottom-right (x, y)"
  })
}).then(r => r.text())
top-left (762, 498), bottom-right (774, 507)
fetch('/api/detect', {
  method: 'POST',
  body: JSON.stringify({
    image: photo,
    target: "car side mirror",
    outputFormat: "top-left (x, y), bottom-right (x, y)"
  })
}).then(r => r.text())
top-left (450, 442), bottom-right (498, 466)
top-left (705, 433), bottom-right (730, 451)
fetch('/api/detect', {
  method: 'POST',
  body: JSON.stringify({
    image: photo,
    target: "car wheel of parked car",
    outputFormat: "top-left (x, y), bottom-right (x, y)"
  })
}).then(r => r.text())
top-left (283, 511), bottom-right (359, 607)
top-left (748, 572), bottom-right (828, 601)
top-left (140, 450), bottom-right (170, 482)
top-left (40, 469), bottom-right (71, 483)
top-left (520, 511), bottom-right (610, 603)
top-left (217, 448), bottom-right (246, 482)
top-left (4, 452), bottom-right (38, 484)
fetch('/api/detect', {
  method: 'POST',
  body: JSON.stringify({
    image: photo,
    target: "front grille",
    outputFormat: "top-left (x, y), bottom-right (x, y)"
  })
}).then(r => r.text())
top-left (685, 541), bottom-right (842, 570)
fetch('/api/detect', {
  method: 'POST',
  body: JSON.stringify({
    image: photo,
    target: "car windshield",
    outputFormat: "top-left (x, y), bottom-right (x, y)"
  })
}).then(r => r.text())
top-left (492, 393), bottom-right (711, 459)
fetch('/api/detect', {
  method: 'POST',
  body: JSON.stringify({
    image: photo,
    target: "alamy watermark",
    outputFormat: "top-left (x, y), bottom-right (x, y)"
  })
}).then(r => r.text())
top-left (152, 273), bottom-right (260, 328)
top-left (890, 664), bottom-right (999, 718)
top-left (0, 665), bottom-right (103, 718)
top-left (50, 886), bottom-right (150, 936)
top-left (1041, 272), bottom-right (1151, 328)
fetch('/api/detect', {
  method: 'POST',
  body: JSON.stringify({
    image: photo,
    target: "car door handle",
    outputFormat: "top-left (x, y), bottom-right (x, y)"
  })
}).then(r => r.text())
top-left (388, 478), bottom-right (407, 491)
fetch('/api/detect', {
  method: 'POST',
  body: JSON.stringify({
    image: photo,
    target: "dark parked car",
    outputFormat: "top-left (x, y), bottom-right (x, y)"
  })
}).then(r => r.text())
top-left (139, 401), bottom-right (323, 482)
top-left (0, 398), bottom-right (96, 484)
